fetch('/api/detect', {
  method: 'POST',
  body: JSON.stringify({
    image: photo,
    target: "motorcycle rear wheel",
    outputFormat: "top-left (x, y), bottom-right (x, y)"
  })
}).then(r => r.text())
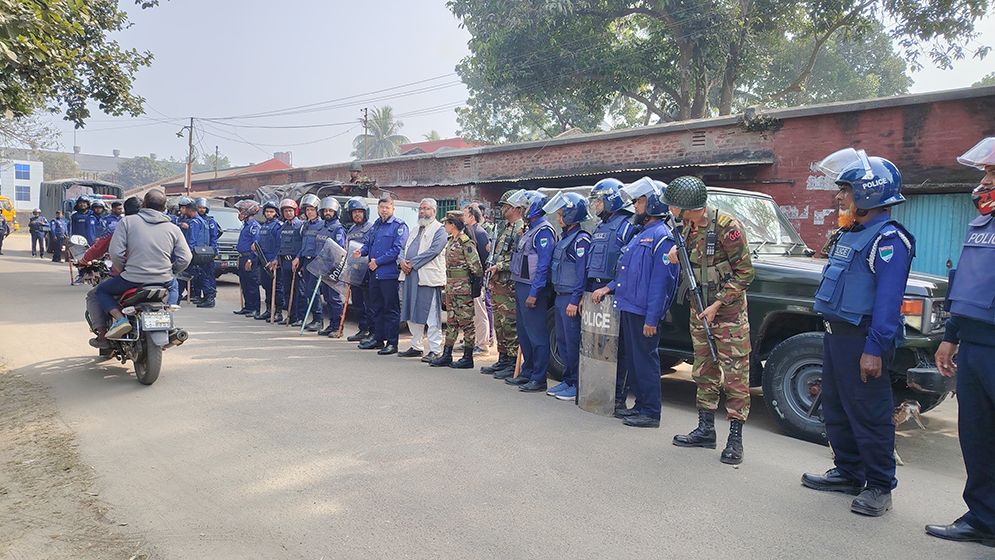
top-left (134, 337), bottom-right (162, 386)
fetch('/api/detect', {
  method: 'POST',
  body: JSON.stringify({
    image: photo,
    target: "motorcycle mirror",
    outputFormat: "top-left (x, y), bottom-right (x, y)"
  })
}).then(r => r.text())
top-left (69, 235), bottom-right (89, 247)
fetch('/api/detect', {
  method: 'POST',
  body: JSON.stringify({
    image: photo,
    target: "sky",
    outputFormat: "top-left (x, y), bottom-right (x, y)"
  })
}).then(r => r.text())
top-left (40, 1), bottom-right (995, 168)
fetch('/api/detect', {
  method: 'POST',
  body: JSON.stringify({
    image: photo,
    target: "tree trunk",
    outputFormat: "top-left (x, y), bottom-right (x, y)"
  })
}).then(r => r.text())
top-left (720, 0), bottom-right (752, 115)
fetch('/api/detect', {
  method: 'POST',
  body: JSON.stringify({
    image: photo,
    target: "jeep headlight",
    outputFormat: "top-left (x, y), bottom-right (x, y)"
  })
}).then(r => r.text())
top-left (901, 298), bottom-right (924, 332)
top-left (901, 297), bottom-right (947, 335)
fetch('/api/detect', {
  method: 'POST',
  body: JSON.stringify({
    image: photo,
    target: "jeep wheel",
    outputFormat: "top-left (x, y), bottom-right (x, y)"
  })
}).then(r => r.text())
top-left (762, 332), bottom-right (829, 445)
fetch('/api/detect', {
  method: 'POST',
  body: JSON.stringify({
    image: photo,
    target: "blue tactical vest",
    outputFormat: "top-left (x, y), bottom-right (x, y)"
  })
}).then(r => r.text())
top-left (511, 218), bottom-right (555, 284)
top-left (300, 218), bottom-right (322, 257)
top-left (279, 218), bottom-right (303, 256)
top-left (551, 227), bottom-right (587, 295)
top-left (204, 215), bottom-right (220, 250)
top-left (103, 214), bottom-right (121, 235)
top-left (71, 211), bottom-right (95, 243)
top-left (948, 214), bottom-right (995, 325)
top-left (814, 219), bottom-right (904, 325)
top-left (93, 214), bottom-right (109, 238)
top-left (587, 212), bottom-right (630, 281)
top-left (258, 219), bottom-right (281, 260)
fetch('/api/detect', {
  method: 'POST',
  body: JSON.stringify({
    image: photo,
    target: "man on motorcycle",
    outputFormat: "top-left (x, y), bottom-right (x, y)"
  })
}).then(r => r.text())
top-left (94, 191), bottom-right (191, 341)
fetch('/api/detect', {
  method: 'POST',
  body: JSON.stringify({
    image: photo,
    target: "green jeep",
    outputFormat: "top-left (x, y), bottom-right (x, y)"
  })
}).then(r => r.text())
top-left (544, 185), bottom-right (952, 444)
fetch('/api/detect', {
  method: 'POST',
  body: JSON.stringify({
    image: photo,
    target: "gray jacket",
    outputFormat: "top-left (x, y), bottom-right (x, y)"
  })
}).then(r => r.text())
top-left (110, 209), bottom-right (192, 284)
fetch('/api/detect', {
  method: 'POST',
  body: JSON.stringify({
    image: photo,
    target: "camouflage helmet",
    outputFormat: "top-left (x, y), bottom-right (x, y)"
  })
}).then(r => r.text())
top-left (234, 199), bottom-right (260, 217)
top-left (663, 176), bottom-right (708, 210)
top-left (349, 161), bottom-right (363, 172)
top-left (498, 189), bottom-right (524, 208)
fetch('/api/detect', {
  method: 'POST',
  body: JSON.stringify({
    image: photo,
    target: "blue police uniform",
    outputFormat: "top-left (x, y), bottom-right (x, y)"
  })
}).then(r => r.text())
top-left (814, 213), bottom-right (914, 492)
top-left (50, 217), bottom-right (68, 262)
top-left (70, 210), bottom-right (97, 245)
top-left (257, 216), bottom-right (284, 314)
top-left (103, 213), bottom-right (121, 236)
top-left (298, 217), bottom-right (327, 324)
top-left (943, 212), bottom-right (995, 536)
top-left (196, 213), bottom-right (220, 301)
top-left (347, 220), bottom-right (375, 335)
top-left (587, 210), bottom-right (636, 406)
top-left (278, 217), bottom-right (304, 322)
top-left (28, 215), bottom-right (49, 256)
top-left (609, 220), bottom-right (679, 420)
top-left (511, 216), bottom-right (557, 384)
top-left (179, 214), bottom-right (211, 300)
top-left (551, 224), bottom-right (592, 389)
top-left (236, 218), bottom-right (261, 314)
top-left (360, 215), bottom-right (409, 347)
top-left (316, 217), bottom-right (347, 331)
top-left (92, 212), bottom-right (111, 239)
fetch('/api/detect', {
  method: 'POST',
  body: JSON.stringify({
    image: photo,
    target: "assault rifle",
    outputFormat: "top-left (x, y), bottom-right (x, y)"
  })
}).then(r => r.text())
top-left (671, 220), bottom-right (719, 362)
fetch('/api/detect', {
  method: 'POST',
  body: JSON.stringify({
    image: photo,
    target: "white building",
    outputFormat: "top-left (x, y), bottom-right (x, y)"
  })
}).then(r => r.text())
top-left (0, 158), bottom-right (44, 211)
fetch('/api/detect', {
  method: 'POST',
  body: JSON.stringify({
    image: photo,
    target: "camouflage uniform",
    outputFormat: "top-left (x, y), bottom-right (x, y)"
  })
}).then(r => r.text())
top-left (685, 208), bottom-right (755, 421)
top-left (489, 218), bottom-right (525, 356)
top-left (444, 230), bottom-right (483, 350)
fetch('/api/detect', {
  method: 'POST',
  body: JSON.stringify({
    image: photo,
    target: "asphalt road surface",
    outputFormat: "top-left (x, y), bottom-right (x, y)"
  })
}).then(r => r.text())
top-left (0, 234), bottom-right (984, 559)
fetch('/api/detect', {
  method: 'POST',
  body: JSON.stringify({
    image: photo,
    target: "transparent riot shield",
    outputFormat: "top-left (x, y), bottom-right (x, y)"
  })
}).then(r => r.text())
top-left (578, 291), bottom-right (620, 416)
top-left (344, 240), bottom-right (369, 287)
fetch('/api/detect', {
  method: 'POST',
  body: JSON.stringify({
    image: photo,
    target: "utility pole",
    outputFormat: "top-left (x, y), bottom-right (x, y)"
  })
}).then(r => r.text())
top-left (184, 117), bottom-right (194, 196)
top-left (362, 107), bottom-right (369, 161)
top-left (214, 145), bottom-right (219, 178)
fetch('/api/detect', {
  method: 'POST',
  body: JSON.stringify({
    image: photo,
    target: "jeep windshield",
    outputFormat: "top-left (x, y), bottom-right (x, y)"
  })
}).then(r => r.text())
top-left (708, 192), bottom-right (807, 255)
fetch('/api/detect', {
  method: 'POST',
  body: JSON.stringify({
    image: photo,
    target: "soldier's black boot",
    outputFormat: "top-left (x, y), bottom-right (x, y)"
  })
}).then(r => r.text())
top-left (481, 353), bottom-right (510, 375)
top-left (672, 409), bottom-right (717, 449)
top-left (451, 346), bottom-right (474, 369)
top-left (430, 346), bottom-right (454, 367)
top-left (720, 419), bottom-right (744, 465)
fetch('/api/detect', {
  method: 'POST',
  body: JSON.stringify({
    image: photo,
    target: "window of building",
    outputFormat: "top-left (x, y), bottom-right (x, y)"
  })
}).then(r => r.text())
top-left (14, 163), bottom-right (30, 180)
top-left (436, 199), bottom-right (458, 221)
top-left (15, 185), bottom-right (31, 201)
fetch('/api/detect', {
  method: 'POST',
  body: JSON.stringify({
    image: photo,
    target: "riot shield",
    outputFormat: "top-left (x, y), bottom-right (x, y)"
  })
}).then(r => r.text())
top-left (578, 291), bottom-right (620, 417)
top-left (306, 238), bottom-right (347, 286)
top-left (344, 240), bottom-right (369, 287)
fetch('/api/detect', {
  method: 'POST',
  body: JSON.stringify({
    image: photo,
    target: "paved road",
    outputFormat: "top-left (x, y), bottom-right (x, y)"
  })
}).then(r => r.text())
top-left (0, 235), bottom-right (982, 559)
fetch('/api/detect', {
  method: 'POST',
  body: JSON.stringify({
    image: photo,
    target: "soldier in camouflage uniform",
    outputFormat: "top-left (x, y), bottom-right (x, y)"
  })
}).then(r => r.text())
top-left (430, 212), bottom-right (483, 369)
top-left (481, 190), bottom-right (527, 379)
top-left (666, 176), bottom-right (755, 465)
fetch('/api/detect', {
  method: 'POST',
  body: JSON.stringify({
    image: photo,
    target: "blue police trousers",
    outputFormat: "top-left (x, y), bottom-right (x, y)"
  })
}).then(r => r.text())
top-left (238, 256), bottom-right (260, 313)
top-left (620, 311), bottom-right (662, 420)
top-left (31, 232), bottom-right (46, 256)
top-left (199, 261), bottom-right (217, 300)
top-left (369, 277), bottom-right (400, 346)
top-left (321, 282), bottom-right (343, 331)
top-left (821, 331), bottom-right (897, 491)
top-left (515, 282), bottom-right (551, 384)
top-left (258, 262), bottom-right (283, 312)
top-left (554, 293), bottom-right (581, 386)
top-left (955, 340), bottom-right (995, 534)
top-left (350, 282), bottom-right (371, 333)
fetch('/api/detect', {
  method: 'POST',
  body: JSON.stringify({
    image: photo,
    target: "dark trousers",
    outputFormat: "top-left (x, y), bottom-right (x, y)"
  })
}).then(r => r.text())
top-left (278, 259), bottom-right (303, 321)
top-left (198, 261), bottom-right (217, 300)
top-left (321, 282), bottom-right (343, 330)
top-left (300, 257), bottom-right (322, 322)
top-left (238, 256), bottom-right (260, 312)
top-left (822, 331), bottom-right (897, 491)
top-left (95, 276), bottom-right (143, 315)
top-left (369, 277), bottom-right (400, 346)
top-left (352, 282), bottom-right (371, 332)
top-left (515, 282), bottom-right (551, 384)
top-left (258, 261), bottom-right (283, 311)
top-left (51, 236), bottom-right (65, 262)
top-left (554, 293), bottom-right (581, 386)
top-left (956, 340), bottom-right (995, 534)
top-left (615, 324), bottom-right (631, 405)
top-left (620, 311), bottom-right (662, 420)
top-left (31, 232), bottom-right (46, 256)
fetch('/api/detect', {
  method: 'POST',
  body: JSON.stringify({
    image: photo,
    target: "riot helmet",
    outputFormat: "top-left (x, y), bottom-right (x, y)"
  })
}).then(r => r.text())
top-left (543, 192), bottom-right (589, 225)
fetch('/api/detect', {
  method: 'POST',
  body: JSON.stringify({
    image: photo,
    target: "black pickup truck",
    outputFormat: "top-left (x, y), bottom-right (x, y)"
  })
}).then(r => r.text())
top-left (543, 185), bottom-right (952, 443)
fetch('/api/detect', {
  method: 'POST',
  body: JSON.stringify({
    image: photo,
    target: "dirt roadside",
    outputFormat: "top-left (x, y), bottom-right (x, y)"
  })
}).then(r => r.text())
top-left (0, 367), bottom-right (152, 559)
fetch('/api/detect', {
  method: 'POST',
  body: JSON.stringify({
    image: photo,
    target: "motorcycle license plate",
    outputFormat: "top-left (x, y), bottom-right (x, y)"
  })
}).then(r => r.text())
top-left (227, 261), bottom-right (238, 267)
top-left (141, 311), bottom-right (172, 330)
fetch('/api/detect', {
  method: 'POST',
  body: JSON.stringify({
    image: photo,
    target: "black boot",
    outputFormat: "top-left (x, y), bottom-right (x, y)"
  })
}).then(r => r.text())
top-left (720, 420), bottom-right (744, 465)
top-left (317, 323), bottom-right (335, 336)
top-left (254, 310), bottom-right (271, 321)
top-left (304, 319), bottom-right (322, 332)
top-left (672, 409), bottom-right (717, 449)
top-left (450, 346), bottom-right (474, 369)
top-left (271, 312), bottom-right (284, 324)
top-left (481, 353), bottom-right (511, 375)
top-left (430, 346), bottom-right (454, 367)
top-left (347, 330), bottom-right (370, 342)
top-left (196, 299), bottom-right (215, 308)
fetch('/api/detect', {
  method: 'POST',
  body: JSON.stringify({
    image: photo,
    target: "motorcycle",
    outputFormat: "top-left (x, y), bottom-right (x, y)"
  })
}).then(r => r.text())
top-left (69, 235), bottom-right (189, 385)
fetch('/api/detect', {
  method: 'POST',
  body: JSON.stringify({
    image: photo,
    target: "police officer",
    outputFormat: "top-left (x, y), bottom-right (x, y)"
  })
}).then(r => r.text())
top-left (277, 198), bottom-right (304, 326)
top-left (104, 201), bottom-right (123, 235)
top-left (926, 138), bottom-right (995, 547)
top-left (355, 195), bottom-right (409, 355)
top-left (543, 192), bottom-right (592, 401)
top-left (233, 200), bottom-right (261, 317)
top-left (586, 178), bottom-right (637, 411)
top-left (50, 210), bottom-right (68, 262)
top-left (0, 213), bottom-right (9, 255)
top-left (296, 194), bottom-right (326, 331)
top-left (481, 190), bottom-right (527, 378)
top-left (177, 197), bottom-right (211, 304)
top-left (91, 200), bottom-right (110, 239)
top-left (506, 190), bottom-right (557, 392)
top-left (28, 209), bottom-right (49, 257)
top-left (345, 197), bottom-right (375, 342)
top-left (256, 201), bottom-right (283, 322)
top-left (316, 196), bottom-right (347, 337)
top-left (195, 198), bottom-right (219, 308)
top-left (430, 212), bottom-right (483, 368)
top-left (70, 197), bottom-right (96, 245)
top-left (801, 149), bottom-right (914, 517)
top-left (667, 176), bottom-right (755, 465)
top-left (592, 178), bottom-right (679, 427)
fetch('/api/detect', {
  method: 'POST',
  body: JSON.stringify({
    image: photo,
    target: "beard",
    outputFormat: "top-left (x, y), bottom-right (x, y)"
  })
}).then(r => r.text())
top-left (837, 207), bottom-right (856, 228)
top-left (418, 217), bottom-right (434, 227)
top-left (633, 213), bottom-right (648, 225)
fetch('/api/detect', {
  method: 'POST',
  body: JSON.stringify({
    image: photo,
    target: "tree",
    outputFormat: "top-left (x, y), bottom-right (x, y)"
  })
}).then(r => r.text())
top-left (448, 0), bottom-right (990, 142)
top-left (423, 130), bottom-right (443, 141)
top-left (0, 0), bottom-right (157, 127)
top-left (105, 155), bottom-right (180, 189)
top-left (351, 106), bottom-right (411, 159)
top-left (974, 72), bottom-right (995, 87)
top-left (193, 152), bottom-right (232, 173)
top-left (0, 114), bottom-right (58, 151)
top-left (35, 151), bottom-right (80, 180)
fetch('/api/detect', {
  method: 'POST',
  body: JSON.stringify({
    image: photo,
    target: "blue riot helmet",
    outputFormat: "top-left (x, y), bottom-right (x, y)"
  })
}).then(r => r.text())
top-left (646, 181), bottom-right (669, 217)
top-left (261, 200), bottom-right (279, 212)
top-left (75, 197), bottom-right (90, 211)
top-left (177, 196), bottom-right (194, 208)
top-left (589, 178), bottom-right (625, 217)
top-left (838, 158), bottom-right (904, 210)
top-left (194, 197), bottom-right (210, 212)
top-left (345, 196), bottom-right (368, 222)
top-left (542, 192), bottom-right (589, 225)
top-left (90, 199), bottom-right (106, 214)
top-left (525, 191), bottom-right (548, 220)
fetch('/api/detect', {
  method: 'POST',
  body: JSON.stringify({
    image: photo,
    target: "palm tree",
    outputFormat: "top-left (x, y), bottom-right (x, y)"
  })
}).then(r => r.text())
top-left (423, 130), bottom-right (442, 141)
top-left (351, 106), bottom-right (410, 159)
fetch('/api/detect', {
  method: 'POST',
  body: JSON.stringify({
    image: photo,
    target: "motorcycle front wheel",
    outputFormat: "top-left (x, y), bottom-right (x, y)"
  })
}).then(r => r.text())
top-left (134, 336), bottom-right (162, 386)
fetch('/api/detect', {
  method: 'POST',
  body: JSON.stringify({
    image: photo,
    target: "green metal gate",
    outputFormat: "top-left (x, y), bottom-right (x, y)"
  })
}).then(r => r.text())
top-left (891, 193), bottom-right (975, 276)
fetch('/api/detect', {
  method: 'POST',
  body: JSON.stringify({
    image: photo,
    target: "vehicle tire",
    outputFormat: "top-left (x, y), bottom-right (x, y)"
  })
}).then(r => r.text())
top-left (134, 337), bottom-right (162, 386)
top-left (762, 332), bottom-right (829, 445)
top-left (98, 348), bottom-right (113, 359)
top-left (546, 307), bottom-right (564, 382)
